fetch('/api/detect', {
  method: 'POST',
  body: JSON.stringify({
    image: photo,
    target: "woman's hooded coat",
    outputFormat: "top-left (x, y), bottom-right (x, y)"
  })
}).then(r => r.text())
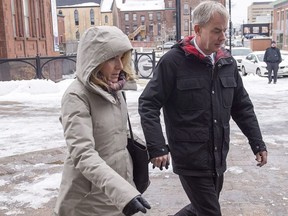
top-left (54, 26), bottom-right (142, 216)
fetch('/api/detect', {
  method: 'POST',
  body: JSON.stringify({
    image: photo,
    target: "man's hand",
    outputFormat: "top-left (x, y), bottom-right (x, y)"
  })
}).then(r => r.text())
top-left (255, 151), bottom-right (268, 167)
top-left (151, 154), bottom-right (170, 170)
top-left (122, 195), bottom-right (151, 216)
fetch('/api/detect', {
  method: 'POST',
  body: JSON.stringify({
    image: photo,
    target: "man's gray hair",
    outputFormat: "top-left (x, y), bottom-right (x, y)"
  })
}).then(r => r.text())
top-left (192, 1), bottom-right (229, 26)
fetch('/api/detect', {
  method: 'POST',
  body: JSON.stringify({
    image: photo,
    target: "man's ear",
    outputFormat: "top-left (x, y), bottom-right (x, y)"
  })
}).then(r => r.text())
top-left (194, 24), bottom-right (201, 36)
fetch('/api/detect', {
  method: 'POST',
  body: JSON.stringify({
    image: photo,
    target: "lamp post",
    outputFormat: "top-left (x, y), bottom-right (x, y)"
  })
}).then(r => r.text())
top-left (189, 7), bottom-right (192, 35)
top-left (176, 0), bottom-right (181, 41)
top-left (270, 11), bottom-right (273, 38)
top-left (229, 0), bottom-right (232, 51)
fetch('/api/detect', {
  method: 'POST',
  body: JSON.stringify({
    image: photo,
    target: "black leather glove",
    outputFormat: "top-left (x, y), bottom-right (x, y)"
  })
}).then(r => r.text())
top-left (122, 195), bottom-right (151, 216)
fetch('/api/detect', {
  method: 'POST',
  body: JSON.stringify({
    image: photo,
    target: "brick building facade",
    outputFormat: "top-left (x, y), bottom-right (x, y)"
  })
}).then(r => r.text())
top-left (0, 0), bottom-right (68, 82)
top-left (0, 0), bottom-right (227, 81)
top-left (57, 0), bottom-right (227, 51)
top-left (273, 0), bottom-right (288, 50)
top-left (57, 4), bottom-right (101, 54)
top-left (115, 0), bottom-right (226, 45)
top-left (0, 0), bottom-right (58, 58)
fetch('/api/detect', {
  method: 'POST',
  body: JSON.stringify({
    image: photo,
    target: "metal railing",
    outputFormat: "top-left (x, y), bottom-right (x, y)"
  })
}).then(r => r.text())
top-left (0, 51), bottom-right (157, 82)
top-left (133, 50), bottom-right (156, 78)
top-left (0, 55), bottom-right (76, 82)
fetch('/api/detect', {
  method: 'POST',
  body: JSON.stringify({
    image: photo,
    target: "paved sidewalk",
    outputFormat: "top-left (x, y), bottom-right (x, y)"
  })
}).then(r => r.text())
top-left (0, 125), bottom-right (287, 216)
top-left (0, 78), bottom-right (287, 215)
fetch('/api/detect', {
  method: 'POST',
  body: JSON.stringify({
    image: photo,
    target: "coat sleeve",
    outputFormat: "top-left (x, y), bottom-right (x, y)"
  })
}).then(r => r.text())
top-left (138, 52), bottom-right (180, 159)
top-left (277, 48), bottom-right (282, 63)
top-left (231, 71), bottom-right (267, 154)
top-left (263, 49), bottom-right (268, 62)
top-left (61, 92), bottom-right (139, 211)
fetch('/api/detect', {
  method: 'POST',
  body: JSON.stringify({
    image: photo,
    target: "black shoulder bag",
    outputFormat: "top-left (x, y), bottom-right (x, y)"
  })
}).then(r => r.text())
top-left (122, 92), bottom-right (150, 194)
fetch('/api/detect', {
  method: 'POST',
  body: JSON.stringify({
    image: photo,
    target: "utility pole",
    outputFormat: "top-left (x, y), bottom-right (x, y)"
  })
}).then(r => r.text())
top-left (270, 11), bottom-right (273, 38)
top-left (229, 0), bottom-right (232, 51)
top-left (176, 0), bottom-right (181, 41)
top-left (189, 6), bottom-right (192, 35)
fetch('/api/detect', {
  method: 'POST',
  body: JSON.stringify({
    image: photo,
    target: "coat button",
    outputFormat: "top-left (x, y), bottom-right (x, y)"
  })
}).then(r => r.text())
top-left (212, 90), bottom-right (215, 94)
top-left (214, 119), bottom-right (217, 123)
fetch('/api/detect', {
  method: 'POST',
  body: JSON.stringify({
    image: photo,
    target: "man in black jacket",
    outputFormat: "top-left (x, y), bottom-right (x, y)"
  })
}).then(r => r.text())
top-left (138, 1), bottom-right (268, 216)
top-left (264, 41), bottom-right (282, 84)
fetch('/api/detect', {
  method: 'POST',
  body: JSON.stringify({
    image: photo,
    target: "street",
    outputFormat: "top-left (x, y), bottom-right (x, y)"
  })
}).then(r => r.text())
top-left (0, 76), bottom-right (287, 216)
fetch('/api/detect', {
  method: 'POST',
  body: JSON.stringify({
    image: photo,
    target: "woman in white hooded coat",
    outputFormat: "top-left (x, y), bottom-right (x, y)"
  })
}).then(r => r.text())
top-left (54, 26), bottom-right (151, 216)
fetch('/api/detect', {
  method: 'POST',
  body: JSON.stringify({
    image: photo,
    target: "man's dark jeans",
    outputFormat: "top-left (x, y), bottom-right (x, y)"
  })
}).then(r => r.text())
top-left (173, 175), bottom-right (224, 216)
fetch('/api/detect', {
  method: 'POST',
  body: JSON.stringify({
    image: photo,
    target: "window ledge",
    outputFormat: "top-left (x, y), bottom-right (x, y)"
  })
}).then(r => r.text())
top-left (26, 37), bottom-right (38, 41)
top-left (14, 37), bottom-right (25, 40)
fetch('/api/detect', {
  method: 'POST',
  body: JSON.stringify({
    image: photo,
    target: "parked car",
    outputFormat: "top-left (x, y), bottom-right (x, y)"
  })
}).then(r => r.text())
top-left (230, 47), bottom-right (252, 71)
top-left (234, 40), bottom-right (243, 47)
top-left (244, 34), bottom-right (260, 39)
top-left (280, 50), bottom-right (288, 61)
top-left (156, 41), bottom-right (176, 50)
top-left (241, 51), bottom-right (288, 77)
top-left (225, 39), bottom-right (243, 47)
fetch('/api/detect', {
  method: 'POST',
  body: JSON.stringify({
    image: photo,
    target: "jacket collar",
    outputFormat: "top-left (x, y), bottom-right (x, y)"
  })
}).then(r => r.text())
top-left (178, 36), bottom-right (231, 63)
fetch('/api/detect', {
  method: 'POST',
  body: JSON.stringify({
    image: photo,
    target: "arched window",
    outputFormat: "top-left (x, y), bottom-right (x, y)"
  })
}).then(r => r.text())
top-left (58, 10), bottom-right (63, 15)
top-left (105, 15), bottom-right (108, 24)
top-left (23, 0), bottom-right (30, 37)
top-left (76, 30), bottom-right (80, 40)
top-left (184, 3), bottom-right (189, 15)
top-left (90, 9), bottom-right (95, 25)
top-left (74, 9), bottom-right (79, 25)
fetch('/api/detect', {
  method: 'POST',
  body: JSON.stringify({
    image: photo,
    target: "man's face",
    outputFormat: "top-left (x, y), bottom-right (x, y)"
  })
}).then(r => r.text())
top-left (271, 43), bottom-right (276, 47)
top-left (194, 13), bottom-right (228, 55)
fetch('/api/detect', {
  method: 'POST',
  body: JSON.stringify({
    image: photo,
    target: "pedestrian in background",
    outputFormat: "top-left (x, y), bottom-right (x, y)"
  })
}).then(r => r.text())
top-left (138, 1), bottom-right (267, 216)
top-left (264, 40), bottom-right (282, 84)
top-left (241, 35), bottom-right (245, 46)
top-left (54, 26), bottom-right (150, 216)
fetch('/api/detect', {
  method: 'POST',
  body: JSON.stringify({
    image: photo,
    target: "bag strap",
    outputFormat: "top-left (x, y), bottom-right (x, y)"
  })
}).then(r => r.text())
top-left (122, 91), bottom-right (134, 142)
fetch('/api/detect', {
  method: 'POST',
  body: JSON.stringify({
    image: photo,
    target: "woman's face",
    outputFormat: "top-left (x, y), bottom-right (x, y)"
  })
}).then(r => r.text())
top-left (101, 54), bottom-right (124, 83)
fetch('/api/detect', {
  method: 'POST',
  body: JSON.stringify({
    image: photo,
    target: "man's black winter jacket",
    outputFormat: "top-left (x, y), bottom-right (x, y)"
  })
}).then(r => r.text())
top-left (139, 38), bottom-right (267, 177)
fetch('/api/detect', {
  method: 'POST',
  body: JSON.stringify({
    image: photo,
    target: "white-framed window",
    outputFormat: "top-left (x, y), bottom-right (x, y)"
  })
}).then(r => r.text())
top-left (141, 15), bottom-right (145, 24)
top-left (184, 19), bottom-right (189, 31)
top-left (133, 13), bottom-right (137, 21)
top-left (149, 13), bottom-right (153, 21)
top-left (125, 13), bottom-right (129, 21)
top-left (125, 25), bottom-right (130, 34)
top-left (157, 12), bottom-right (161, 21)
top-left (184, 3), bottom-right (189, 15)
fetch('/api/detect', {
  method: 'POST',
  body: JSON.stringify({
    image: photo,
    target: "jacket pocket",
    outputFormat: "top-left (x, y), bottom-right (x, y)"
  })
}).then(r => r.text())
top-left (221, 124), bottom-right (230, 165)
top-left (176, 78), bottom-right (205, 110)
top-left (171, 127), bottom-right (210, 170)
top-left (220, 76), bottom-right (237, 108)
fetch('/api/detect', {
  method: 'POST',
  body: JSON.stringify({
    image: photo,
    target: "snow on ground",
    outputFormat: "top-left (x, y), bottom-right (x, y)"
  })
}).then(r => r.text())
top-left (0, 75), bottom-right (287, 213)
top-left (0, 75), bottom-right (287, 158)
